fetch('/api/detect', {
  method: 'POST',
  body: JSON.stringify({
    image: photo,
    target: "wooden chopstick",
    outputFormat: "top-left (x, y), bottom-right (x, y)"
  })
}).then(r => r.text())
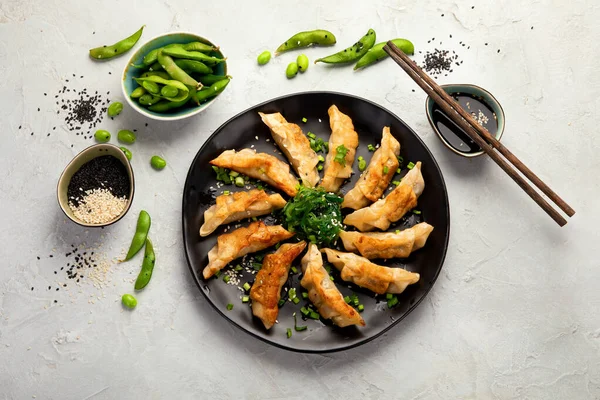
top-left (383, 41), bottom-right (574, 226)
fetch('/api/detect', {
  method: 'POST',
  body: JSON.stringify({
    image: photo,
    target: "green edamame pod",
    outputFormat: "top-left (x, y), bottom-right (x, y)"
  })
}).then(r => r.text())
top-left (150, 156), bottom-right (167, 170)
top-left (174, 59), bottom-right (212, 75)
top-left (148, 61), bottom-right (163, 71)
top-left (107, 102), bottom-right (123, 117)
top-left (181, 42), bottom-right (218, 53)
top-left (157, 49), bottom-right (200, 88)
top-left (135, 76), bottom-right (189, 102)
top-left (194, 77), bottom-right (230, 103)
top-left (142, 80), bottom-right (160, 95)
top-left (134, 239), bottom-right (156, 290)
top-left (130, 87), bottom-right (146, 98)
top-left (297, 54), bottom-right (309, 72)
top-left (257, 50), bottom-right (271, 65)
top-left (120, 147), bottom-right (132, 160)
top-left (142, 48), bottom-right (159, 66)
top-left (275, 30), bottom-right (337, 54)
top-left (196, 74), bottom-right (232, 86)
top-left (89, 25), bottom-right (145, 60)
top-left (138, 94), bottom-right (161, 106)
top-left (141, 71), bottom-right (170, 80)
top-left (315, 29), bottom-right (376, 64)
top-left (286, 62), bottom-right (299, 78)
top-left (124, 210), bottom-right (151, 261)
top-left (354, 39), bottom-right (415, 70)
top-left (118, 129), bottom-right (136, 144)
top-left (121, 294), bottom-right (137, 309)
top-left (161, 47), bottom-right (225, 66)
top-left (94, 130), bottom-right (111, 143)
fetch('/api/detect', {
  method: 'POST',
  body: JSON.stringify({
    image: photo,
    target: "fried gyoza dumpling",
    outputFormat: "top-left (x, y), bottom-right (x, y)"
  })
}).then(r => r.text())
top-left (203, 221), bottom-right (293, 279)
top-left (342, 127), bottom-right (400, 209)
top-left (321, 248), bottom-right (420, 295)
top-left (319, 105), bottom-right (359, 193)
top-left (210, 149), bottom-right (299, 196)
top-left (259, 112), bottom-right (320, 187)
top-left (339, 222), bottom-right (433, 259)
top-left (300, 243), bottom-right (365, 327)
top-left (200, 190), bottom-right (287, 237)
top-left (344, 161), bottom-right (424, 231)
top-left (250, 241), bottom-right (307, 329)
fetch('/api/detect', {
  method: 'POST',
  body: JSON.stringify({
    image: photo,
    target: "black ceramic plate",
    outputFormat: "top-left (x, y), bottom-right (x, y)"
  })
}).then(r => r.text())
top-left (182, 92), bottom-right (450, 353)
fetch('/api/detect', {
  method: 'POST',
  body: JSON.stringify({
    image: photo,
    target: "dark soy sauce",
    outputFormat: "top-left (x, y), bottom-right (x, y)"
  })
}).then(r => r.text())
top-left (431, 92), bottom-right (497, 154)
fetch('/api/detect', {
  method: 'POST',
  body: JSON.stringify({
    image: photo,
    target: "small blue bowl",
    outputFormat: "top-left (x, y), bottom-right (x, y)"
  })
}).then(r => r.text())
top-left (122, 32), bottom-right (228, 121)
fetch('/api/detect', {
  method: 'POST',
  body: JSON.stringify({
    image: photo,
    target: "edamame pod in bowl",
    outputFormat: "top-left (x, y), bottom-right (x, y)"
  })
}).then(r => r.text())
top-left (315, 29), bottom-right (376, 64)
top-left (275, 30), bottom-right (337, 54)
top-left (354, 39), bottom-right (414, 70)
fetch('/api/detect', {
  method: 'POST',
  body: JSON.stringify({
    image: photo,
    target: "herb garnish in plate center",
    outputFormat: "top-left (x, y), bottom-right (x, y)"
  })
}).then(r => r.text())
top-left (281, 186), bottom-right (343, 246)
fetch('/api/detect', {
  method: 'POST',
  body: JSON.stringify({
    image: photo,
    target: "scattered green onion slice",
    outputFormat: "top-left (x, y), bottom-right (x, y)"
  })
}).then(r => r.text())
top-left (407, 161), bottom-right (415, 170)
top-left (333, 144), bottom-right (349, 166)
top-left (292, 297), bottom-right (300, 304)
top-left (243, 282), bottom-right (251, 292)
top-left (358, 304), bottom-right (364, 312)
top-left (242, 296), bottom-right (250, 303)
top-left (302, 292), bottom-right (308, 299)
top-left (252, 262), bottom-right (262, 270)
top-left (307, 132), bottom-right (316, 139)
top-left (318, 155), bottom-right (325, 162)
top-left (300, 306), bottom-right (309, 316)
top-left (317, 165), bottom-right (323, 171)
top-left (302, 117), bottom-right (307, 123)
top-left (412, 209), bottom-right (422, 215)
top-left (387, 296), bottom-right (399, 308)
top-left (392, 180), bottom-right (401, 186)
top-left (234, 265), bottom-right (243, 271)
top-left (344, 295), bottom-right (351, 304)
top-left (286, 328), bottom-right (292, 338)
top-left (309, 311), bottom-right (320, 320)
top-left (396, 168), bottom-right (401, 174)
top-left (212, 166), bottom-right (232, 184)
top-left (367, 144), bottom-right (376, 152)
top-left (291, 266), bottom-right (298, 274)
top-left (278, 299), bottom-right (285, 307)
top-left (234, 176), bottom-right (245, 187)
top-left (223, 275), bottom-right (230, 283)
top-left (223, 190), bottom-right (230, 195)
top-left (383, 166), bottom-right (389, 174)
top-left (289, 288), bottom-right (297, 299)
top-left (226, 303), bottom-right (234, 311)
top-left (229, 171), bottom-right (240, 177)
top-left (214, 270), bottom-right (221, 278)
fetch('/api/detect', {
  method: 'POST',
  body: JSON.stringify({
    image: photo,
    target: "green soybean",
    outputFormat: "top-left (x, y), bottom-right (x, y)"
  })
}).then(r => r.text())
top-left (180, 41), bottom-right (218, 53)
top-left (134, 76), bottom-right (189, 102)
top-left (174, 59), bottom-right (212, 75)
top-left (130, 87), bottom-right (146, 98)
top-left (275, 30), bottom-right (337, 54)
top-left (148, 61), bottom-right (163, 71)
top-left (158, 49), bottom-right (200, 88)
top-left (107, 102), bottom-right (123, 118)
top-left (257, 50), bottom-right (271, 65)
top-left (124, 210), bottom-right (151, 261)
top-left (150, 156), bottom-right (167, 170)
top-left (141, 71), bottom-right (170, 80)
top-left (120, 146), bottom-right (132, 160)
top-left (121, 294), bottom-right (137, 309)
top-left (161, 47), bottom-right (225, 66)
top-left (354, 39), bottom-right (415, 70)
top-left (160, 85), bottom-right (179, 98)
top-left (149, 86), bottom-right (197, 112)
top-left (142, 48), bottom-right (159, 66)
top-left (142, 80), bottom-right (160, 95)
top-left (315, 29), bottom-right (376, 64)
top-left (196, 74), bottom-right (231, 86)
top-left (297, 54), bottom-right (309, 72)
top-left (138, 94), bottom-right (161, 106)
top-left (194, 77), bottom-right (230, 103)
top-left (89, 25), bottom-right (145, 60)
top-left (286, 62), bottom-right (299, 78)
top-left (117, 129), bottom-right (136, 144)
top-left (94, 130), bottom-right (111, 143)
top-left (134, 239), bottom-right (156, 290)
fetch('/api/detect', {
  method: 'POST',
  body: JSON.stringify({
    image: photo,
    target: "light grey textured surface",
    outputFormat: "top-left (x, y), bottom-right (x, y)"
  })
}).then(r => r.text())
top-left (1, 0), bottom-right (599, 399)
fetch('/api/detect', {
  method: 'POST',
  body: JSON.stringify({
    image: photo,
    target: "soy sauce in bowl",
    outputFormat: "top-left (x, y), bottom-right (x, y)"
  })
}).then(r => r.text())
top-left (425, 84), bottom-right (505, 158)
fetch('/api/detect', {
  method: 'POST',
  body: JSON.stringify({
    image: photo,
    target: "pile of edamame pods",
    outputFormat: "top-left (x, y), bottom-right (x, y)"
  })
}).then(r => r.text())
top-left (258, 28), bottom-right (415, 77)
top-left (130, 42), bottom-right (230, 113)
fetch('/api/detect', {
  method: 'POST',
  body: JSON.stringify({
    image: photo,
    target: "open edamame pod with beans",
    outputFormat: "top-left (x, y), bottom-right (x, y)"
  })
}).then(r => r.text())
top-left (275, 30), bottom-right (337, 55)
top-left (89, 25), bottom-right (145, 60)
top-left (315, 28), bottom-right (376, 64)
top-left (134, 76), bottom-right (190, 102)
top-left (354, 38), bottom-right (414, 70)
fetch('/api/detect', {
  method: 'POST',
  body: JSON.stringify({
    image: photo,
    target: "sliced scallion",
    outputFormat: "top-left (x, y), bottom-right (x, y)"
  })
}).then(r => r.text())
top-left (226, 303), bottom-right (233, 311)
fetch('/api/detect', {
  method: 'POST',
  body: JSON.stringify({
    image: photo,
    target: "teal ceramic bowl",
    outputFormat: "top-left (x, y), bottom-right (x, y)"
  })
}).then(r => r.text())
top-left (122, 32), bottom-right (228, 121)
top-left (425, 84), bottom-right (505, 158)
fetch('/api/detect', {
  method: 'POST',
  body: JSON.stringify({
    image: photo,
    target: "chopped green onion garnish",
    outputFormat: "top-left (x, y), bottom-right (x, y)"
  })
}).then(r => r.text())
top-left (412, 209), bottom-right (422, 215)
top-left (308, 311), bottom-right (320, 320)
top-left (302, 292), bottom-right (308, 299)
top-left (242, 296), bottom-right (249, 303)
top-left (223, 275), bottom-right (230, 283)
top-left (302, 117), bottom-right (307, 123)
top-left (358, 304), bottom-right (364, 312)
top-left (307, 132), bottom-right (316, 139)
top-left (308, 234), bottom-right (317, 243)
top-left (387, 296), bottom-right (399, 308)
top-left (255, 254), bottom-right (264, 262)
top-left (278, 299), bottom-right (285, 307)
top-left (291, 266), bottom-right (298, 274)
top-left (229, 171), bottom-right (239, 177)
top-left (300, 307), bottom-right (309, 316)
top-left (235, 264), bottom-right (243, 271)
top-left (226, 303), bottom-right (233, 311)
top-left (275, 242), bottom-right (281, 249)
top-left (286, 328), bottom-right (292, 338)
top-left (358, 157), bottom-right (367, 172)
top-left (234, 176), bottom-right (245, 187)
top-left (396, 168), bottom-right (401, 174)
top-left (212, 166), bottom-right (232, 184)
top-left (329, 276), bottom-right (334, 281)
top-left (395, 230), bottom-right (401, 234)
top-left (289, 288), bottom-right (297, 299)
top-left (223, 190), bottom-right (230, 195)
top-left (324, 141), bottom-right (329, 151)
top-left (383, 166), bottom-right (389, 174)
top-left (256, 184), bottom-right (264, 190)
top-left (386, 293), bottom-right (393, 300)
top-left (407, 161), bottom-right (415, 170)
top-left (243, 282), bottom-right (251, 292)
top-left (252, 262), bottom-right (262, 270)
top-left (317, 165), bottom-right (323, 171)
top-left (397, 155), bottom-right (404, 164)
top-left (292, 297), bottom-right (300, 304)
top-left (324, 264), bottom-right (331, 274)
top-left (392, 180), bottom-right (401, 186)
top-left (295, 325), bottom-right (307, 331)
top-left (367, 144), bottom-right (376, 152)
top-left (214, 270), bottom-right (221, 278)
top-left (344, 295), bottom-right (351, 304)
top-left (352, 297), bottom-right (359, 306)
top-left (333, 144), bottom-right (349, 166)
top-left (318, 155), bottom-right (325, 162)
